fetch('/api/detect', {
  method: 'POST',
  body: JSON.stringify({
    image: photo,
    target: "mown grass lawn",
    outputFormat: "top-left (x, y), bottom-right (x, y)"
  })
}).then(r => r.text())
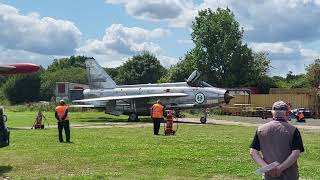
top-left (5, 111), bottom-right (131, 127)
top-left (1, 111), bottom-right (319, 179)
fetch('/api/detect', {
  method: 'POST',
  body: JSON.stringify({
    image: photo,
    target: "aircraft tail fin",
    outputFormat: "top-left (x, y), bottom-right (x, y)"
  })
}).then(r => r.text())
top-left (85, 57), bottom-right (117, 89)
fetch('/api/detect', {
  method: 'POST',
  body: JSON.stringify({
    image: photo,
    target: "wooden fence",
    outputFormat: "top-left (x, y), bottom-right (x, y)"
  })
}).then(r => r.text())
top-left (230, 94), bottom-right (316, 110)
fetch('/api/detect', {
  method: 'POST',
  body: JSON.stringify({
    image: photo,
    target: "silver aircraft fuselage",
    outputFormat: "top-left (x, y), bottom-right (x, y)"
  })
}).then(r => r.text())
top-left (83, 84), bottom-right (227, 116)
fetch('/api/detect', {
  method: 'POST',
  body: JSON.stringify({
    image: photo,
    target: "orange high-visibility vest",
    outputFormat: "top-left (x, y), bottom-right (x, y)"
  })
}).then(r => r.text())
top-left (55, 105), bottom-right (68, 120)
top-left (151, 103), bottom-right (164, 118)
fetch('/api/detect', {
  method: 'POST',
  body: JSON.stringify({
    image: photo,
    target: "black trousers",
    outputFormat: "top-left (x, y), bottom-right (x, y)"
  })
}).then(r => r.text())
top-left (58, 120), bottom-right (70, 142)
top-left (153, 118), bottom-right (163, 135)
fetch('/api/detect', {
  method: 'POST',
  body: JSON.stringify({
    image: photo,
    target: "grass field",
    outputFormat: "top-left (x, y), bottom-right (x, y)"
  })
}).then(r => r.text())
top-left (1, 111), bottom-right (319, 179)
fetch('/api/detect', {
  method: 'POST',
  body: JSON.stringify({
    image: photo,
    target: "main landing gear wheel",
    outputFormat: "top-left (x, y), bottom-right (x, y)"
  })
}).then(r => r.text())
top-left (128, 113), bottom-right (139, 122)
top-left (200, 117), bottom-right (207, 124)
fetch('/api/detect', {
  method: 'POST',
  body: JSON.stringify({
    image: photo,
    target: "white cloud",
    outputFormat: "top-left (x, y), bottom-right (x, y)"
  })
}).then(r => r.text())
top-left (0, 3), bottom-right (82, 55)
top-left (106, 0), bottom-right (197, 27)
top-left (249, 42), bottom-right (294, 54)
top-left (108, 0), bottom-right (320, 43)
top-left (300, 48), bottom-right (320, 59)
top-left (248, 43), bottom-right (319, 76)
top-left (88, 53), bottom-right (131, 68)
top-left (0, 47), bottom-right (64, 67)
top-left (77, 24), bottom-right (177, 68)
top-left (77, 24), bottom-right (168, 55)
top-left (158, 55), bottom-right (179, 68)
top-left (269, 59), bottom-right (306, 76)
top-left (106, 0), bottom-right (183, 20)
top-left (200, 0), bottom-right (320, 42)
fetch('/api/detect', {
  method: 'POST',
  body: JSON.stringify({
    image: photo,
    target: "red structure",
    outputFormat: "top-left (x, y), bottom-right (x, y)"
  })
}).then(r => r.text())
top-left (0, 63), bottom-right (40, 74)
top-left (164, 110), bottom-right (175, 135)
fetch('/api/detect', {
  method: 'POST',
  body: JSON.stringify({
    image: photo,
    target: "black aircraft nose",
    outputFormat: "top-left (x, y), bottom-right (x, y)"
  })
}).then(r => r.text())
top-left (224, 90), bottom-right (234, 104)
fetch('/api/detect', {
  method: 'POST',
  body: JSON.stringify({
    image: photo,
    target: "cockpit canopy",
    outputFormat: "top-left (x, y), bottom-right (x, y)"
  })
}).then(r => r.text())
top-left (187, 70), bottom-right (200, 85)
top-left (186, 70), bottom-right (212, 87)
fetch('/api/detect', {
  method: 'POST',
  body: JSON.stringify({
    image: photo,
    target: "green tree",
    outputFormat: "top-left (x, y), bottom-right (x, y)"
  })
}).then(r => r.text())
top-left (2, 73), bottom-right (41, 104)
top-left (117, 52), bottom-right (167, 85)
top-left (40, 67), bottom-right (87, 100)
top-left (254, 76), bottom-right (276, 94)
top-left (251, 52), bottom-right (271, 81)
top-left (105, 67), bottom-right (122, 84)
top-left (0, 75), bottom-right (8, 88)
top-left (191, 8), bottom-right (269, 87)
top-left (39, 56), bottom-right (88, 100)
top-left (272, 76), bottom-right (290, 88)
top-left (47, 55), bottom-right (87, 72)
top-left (306, 59), bottom-right (320, 87)
top-left (159, 50), bottom-right (197, 83)
top-left (249, 52), bottom-right (275, 93)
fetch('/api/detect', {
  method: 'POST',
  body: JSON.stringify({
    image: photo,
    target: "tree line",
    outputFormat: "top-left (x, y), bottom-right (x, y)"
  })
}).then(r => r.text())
top-left (0, 8), bottom-right (319, 105)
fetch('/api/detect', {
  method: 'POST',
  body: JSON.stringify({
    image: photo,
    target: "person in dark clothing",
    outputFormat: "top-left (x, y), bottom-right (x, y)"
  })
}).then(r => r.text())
top-left (55, 100), bottom-right (71, 143)
top-left (250, 101), bottom-right (304, 180)
top-left (150, 100), bottom-right (164, 135)
top-left (296, 111), bottom-right (306, 122)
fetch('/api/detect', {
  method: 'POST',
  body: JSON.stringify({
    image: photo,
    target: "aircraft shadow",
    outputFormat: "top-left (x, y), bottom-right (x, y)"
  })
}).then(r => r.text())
top-left (80, 117), bottom-right (153, 123)
top-left (80, 117), bottom-right (216, 125)
top-left (0, 166), bottom-right (13, 176)
top-left (76, 116), bottom-right (218, 125)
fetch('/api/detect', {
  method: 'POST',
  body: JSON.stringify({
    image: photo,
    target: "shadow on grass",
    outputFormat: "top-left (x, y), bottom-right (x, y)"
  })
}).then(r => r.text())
top-left (8, 127), bottom-right (31, 131)
top-left (79, 117), bottom-right (219, 125)
top-left (0, 166), bottom-right (13, 176)
top-left (174, 120), bottom-right (221, 126)
top-left (175, 120), bottom-right (202, 125)
top-left (78, 117), bottom-right (153, 123)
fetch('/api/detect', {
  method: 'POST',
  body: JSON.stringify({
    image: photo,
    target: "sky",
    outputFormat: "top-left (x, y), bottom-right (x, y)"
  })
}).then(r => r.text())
top-left (0, 0), bottom-right (320, 76)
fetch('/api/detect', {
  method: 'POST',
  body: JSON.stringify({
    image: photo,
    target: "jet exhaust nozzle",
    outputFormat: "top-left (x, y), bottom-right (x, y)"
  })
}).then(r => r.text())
top-left (224, 90), bottom-right (234, 104)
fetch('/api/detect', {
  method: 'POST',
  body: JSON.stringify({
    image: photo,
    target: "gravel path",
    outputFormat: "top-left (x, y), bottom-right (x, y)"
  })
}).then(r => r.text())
top-left (11, 117), bottom-right (320, 131)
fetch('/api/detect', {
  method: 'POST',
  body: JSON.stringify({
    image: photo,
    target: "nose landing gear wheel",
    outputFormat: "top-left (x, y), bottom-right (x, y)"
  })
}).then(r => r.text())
top-left (200, 117), bottom-right (207, 124)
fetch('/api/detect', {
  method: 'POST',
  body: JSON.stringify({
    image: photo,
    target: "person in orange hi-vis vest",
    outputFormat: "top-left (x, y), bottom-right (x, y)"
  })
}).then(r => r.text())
top-left (55, 99), bottom-right (71, 143)
top-left (296, 111), bottom-right (305, 122)
top-left (150, 99), bottom-right (165, 135)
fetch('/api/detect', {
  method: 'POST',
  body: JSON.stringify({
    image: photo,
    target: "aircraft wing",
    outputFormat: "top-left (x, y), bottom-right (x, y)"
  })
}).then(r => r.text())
top-left (73, 93), bottom-right (188, 103)
top-left (69, 104), bottom-right (97, 108)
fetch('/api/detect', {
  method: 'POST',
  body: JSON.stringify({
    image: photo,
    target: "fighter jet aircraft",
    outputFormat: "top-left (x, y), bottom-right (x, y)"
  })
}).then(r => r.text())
top-left (73, 57), bottom-right (233, 123)
top-left (0, 63), bottom-right (40, 74)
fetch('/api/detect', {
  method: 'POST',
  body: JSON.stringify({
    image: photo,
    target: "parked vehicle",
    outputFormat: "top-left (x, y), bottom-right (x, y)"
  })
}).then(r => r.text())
top-left (260, 108), bottom-right (272, 119)
top-left (291, 108), bottom-right (313, 119)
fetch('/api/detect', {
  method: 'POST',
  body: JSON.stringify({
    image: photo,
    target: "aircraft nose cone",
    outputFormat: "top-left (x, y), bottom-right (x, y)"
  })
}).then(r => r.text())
top-left (23, 63), bottom-right (40, 73)
top-left (224, 90), bottom-right (234, 104)
top-left (32, 64), bottom-right (40, 72)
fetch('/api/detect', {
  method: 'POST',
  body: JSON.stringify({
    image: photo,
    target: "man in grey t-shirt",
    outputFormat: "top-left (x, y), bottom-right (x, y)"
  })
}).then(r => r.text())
top-left (250, 101), bottom-right (304, 180)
